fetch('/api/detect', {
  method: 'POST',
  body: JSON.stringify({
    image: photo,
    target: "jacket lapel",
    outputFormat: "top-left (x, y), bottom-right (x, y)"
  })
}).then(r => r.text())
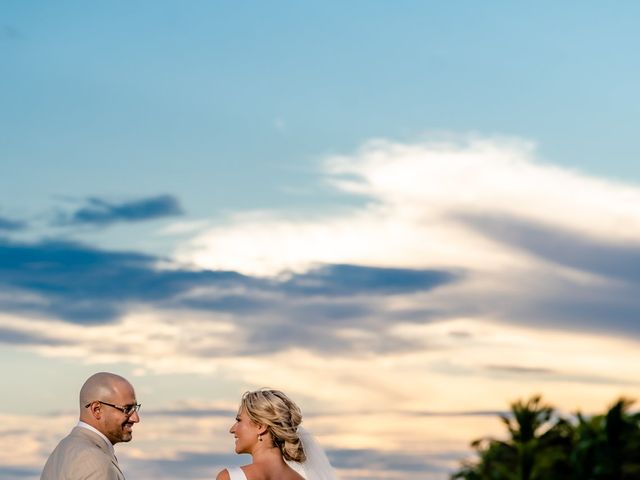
top-left (73, 427), bottom-right (125, 479)
top-left (111, 454), bottom-right (125, 478)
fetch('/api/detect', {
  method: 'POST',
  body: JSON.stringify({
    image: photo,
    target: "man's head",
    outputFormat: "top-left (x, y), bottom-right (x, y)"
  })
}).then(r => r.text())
top-left (79, 372), bottom-right (140, 445)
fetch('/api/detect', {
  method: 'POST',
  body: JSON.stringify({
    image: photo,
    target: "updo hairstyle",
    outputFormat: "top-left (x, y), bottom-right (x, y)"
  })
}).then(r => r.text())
top-left (240, 389), bottom-right (306, 463)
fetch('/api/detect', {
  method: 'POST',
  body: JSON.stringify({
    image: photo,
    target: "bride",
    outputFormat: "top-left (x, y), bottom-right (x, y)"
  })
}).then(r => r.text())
top-left (216, 389), bottom-right (337, 480)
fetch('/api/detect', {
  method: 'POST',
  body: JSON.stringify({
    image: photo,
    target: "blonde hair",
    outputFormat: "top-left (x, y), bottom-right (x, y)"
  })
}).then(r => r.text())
top-left (240, 389), bottom-right (306, 463)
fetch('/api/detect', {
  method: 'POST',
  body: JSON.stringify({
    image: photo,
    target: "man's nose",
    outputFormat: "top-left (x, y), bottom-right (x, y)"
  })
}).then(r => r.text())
top-left (129, 410), bottom-right (140, 423)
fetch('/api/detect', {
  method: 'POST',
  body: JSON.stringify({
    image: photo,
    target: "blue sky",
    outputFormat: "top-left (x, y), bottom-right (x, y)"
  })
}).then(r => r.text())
top-left (4, 1), bottom-right (640, 220)
top-left (2, 2), bottom-right (640, 480)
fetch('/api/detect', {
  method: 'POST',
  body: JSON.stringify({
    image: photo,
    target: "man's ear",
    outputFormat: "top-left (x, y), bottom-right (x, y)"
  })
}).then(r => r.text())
top-left (87, 401), bottom-right (102, 419)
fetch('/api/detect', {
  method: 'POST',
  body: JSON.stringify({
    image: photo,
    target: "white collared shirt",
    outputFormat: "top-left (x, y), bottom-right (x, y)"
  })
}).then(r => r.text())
top-left (76, 421), bottom-right (115, 455)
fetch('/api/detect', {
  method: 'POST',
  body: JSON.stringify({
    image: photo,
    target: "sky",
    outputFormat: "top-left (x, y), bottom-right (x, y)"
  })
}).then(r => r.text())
top-left (2, 1), bottom-right (640, 479)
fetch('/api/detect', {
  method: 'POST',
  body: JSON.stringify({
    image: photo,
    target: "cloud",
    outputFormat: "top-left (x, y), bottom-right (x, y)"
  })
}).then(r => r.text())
top-left (0, 237), bottom-right (248, 323)
top-left (94, 441), bottom-right (456, 480)
top-left (0, 236), bottom-right (457, 358)
top-left (168, 135), bottom-right (640, 340)
top-left (177, 135), bottom-right (640, 275)
top-left (0, 216), bottom-right (27, 231)
top-left (2, 134), bottom-right (640, 383)
top-left (122, 451), bottom-right (238, 480)
top-left (485, 365), bottom-right (555, 374)
top-left (281, 264), bottom-right (457, 296)
top-left (141, 404), bottom-right (509, 419)
top-left (0, 466), bottom-right (39, 479)
top-left (3, 312), bottom-right (638, 418)
top-left (328, 448), bottom-right (455, 474)
top-left (460, 213), bottom-right (640, 283)
top-left (0, 327), bottom-right (67, 346)
top-left (483, 363), bottom-right (640, 387)
top-left (150, 407), bottom-right (236, 418)
top-left (59, 194), bottom-right (183, 226)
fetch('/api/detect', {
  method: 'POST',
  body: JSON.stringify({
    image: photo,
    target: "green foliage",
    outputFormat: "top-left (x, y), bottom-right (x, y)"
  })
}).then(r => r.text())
top-left (451, 396), bottom-right (640, 480)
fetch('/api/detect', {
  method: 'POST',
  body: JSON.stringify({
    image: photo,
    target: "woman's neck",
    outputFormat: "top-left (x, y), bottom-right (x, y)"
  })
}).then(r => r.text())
top-left (250, 445), bottom-right (285, 465)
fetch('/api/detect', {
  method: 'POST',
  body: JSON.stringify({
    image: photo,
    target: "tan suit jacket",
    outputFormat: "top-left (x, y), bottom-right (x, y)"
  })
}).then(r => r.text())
top-left (41, 426), bottom-right (125, 480)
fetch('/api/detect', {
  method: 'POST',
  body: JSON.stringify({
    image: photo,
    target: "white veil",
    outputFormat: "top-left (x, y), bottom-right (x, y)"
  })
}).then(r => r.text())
top-left (289, 426), bottom-right (338, 480)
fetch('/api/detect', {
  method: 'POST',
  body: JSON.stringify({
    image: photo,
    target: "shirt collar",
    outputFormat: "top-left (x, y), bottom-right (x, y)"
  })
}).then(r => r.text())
top-left (76, 421), bottom-right (115, 454)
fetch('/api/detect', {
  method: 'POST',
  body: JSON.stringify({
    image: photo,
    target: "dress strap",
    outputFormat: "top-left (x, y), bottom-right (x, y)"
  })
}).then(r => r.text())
top-left (227, 467), bottom-right (248, 480)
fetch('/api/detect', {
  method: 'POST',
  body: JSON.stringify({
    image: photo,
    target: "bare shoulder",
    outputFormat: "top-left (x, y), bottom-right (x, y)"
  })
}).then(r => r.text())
top-left (216, 468), bottom-right (231, 480)
top-left (240, 462), bottom-right (302, 480)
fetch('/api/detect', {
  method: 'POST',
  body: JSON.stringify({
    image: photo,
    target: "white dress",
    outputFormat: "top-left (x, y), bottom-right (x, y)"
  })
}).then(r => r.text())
top-left (227, 467), bottom-right (248, 480)
top-left (224, 427), bottom-right (336, 480)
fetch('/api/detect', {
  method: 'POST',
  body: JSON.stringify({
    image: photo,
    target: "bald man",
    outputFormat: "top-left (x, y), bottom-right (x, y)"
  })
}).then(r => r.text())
top-left (41, 372), bottom-right (141, 480)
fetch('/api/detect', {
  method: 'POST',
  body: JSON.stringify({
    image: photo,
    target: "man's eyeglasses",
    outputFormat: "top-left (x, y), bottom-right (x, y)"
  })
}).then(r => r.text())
top-left (85, 400), bottom-right (141, 416)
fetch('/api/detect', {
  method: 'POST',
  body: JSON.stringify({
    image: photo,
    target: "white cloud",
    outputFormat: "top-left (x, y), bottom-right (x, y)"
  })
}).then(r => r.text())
top-left (175, 134), bottom-right (640, 276)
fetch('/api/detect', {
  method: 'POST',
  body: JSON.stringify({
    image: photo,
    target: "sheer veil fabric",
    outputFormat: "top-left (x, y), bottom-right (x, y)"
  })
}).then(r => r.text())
top-left (290, 426), bottom-right (338, 480)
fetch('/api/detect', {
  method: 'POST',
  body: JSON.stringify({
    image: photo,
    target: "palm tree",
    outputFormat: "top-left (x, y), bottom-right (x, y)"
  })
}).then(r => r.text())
top-left (572, 398), bottom-right (640, 480)
top-left (452, 396), bottom-right (640, 480)
top-left (451, 395), bottom-right (573, 480)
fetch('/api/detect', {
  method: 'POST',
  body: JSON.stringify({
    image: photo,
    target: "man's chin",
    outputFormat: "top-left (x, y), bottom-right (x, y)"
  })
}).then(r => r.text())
top-left (121, 424), bottom-right (134, 441)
